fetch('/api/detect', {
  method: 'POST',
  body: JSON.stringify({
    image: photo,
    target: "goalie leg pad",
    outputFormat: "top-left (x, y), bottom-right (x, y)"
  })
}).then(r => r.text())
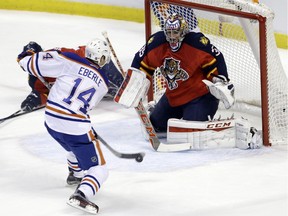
top-left (167, 118), bottom-right (236, 150)
top-left (168, 118), bottom-right (262, 150)
top-left (114, 68), bottom-right (150, 108)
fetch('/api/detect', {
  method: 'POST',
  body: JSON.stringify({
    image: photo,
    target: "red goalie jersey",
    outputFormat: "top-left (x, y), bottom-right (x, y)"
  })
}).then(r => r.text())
top-left (131, 31), bottom-right (228, 107)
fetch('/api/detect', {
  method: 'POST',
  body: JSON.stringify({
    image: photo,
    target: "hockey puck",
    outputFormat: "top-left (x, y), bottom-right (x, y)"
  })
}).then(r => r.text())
top-left (135, 153), bottom-right (144, 163)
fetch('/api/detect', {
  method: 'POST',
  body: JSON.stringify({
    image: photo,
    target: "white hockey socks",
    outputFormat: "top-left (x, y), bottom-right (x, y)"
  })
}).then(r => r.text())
top-left (67, 151), bottom-right (84, 178)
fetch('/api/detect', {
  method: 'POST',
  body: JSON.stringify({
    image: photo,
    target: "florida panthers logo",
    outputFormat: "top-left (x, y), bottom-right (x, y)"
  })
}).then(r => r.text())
top-left (160, 58), bottom-right (188, 90)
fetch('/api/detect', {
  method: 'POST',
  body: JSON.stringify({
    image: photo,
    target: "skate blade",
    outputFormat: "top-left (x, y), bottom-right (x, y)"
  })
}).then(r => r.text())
top-left (66, 181), bottom-right (81, 187)
top-left (67, 198), bottom-right (99, 214)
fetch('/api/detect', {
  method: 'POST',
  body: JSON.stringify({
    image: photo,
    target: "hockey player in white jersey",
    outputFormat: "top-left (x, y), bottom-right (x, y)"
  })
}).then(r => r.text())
top-left (19, 41), bottom-right (123, 113)
top-left (17, 38), bottom-right (112, 214)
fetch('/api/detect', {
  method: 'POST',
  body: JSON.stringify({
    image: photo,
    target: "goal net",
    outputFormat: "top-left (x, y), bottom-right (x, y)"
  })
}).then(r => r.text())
top-left (144, 0), bottom-right (287, 146)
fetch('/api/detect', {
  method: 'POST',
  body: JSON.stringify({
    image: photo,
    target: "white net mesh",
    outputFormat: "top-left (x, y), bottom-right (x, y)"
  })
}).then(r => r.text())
top-left (148, 0), bottom-right (288, 145)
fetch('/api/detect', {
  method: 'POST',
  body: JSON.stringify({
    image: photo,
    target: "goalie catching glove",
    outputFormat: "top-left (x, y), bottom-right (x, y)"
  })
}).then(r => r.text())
top-left (202, 75), bottom-right (235, 109)
top-left (114, 68), bottom-right (150, 108)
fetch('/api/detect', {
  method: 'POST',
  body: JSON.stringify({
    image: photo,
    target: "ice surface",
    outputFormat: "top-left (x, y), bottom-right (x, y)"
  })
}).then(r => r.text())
top-left (0, 10), bottom-right (287, 216)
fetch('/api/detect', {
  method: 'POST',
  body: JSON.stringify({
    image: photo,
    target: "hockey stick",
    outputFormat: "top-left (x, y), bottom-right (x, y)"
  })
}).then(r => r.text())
top-left (0, 106), bottom-right (45, 124)
top-left (102, 31), bottom-right (192, 152)
top-left (101, 32), bottom-right (125, 77)
top-left (97, 134), bottom-right (145, 162)
top-left (91, 127), bottom-right (145, 162)
top-left (1, 56), bottom-right (49, 125)
top-left (0, 67), bottom-right (52, 124)
top-left (33, 56), bottom-right (144, 161)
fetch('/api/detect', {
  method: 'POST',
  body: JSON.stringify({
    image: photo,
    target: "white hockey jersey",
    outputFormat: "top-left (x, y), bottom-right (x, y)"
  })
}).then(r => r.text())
top-left (19, 51), bottom-right (109, 135)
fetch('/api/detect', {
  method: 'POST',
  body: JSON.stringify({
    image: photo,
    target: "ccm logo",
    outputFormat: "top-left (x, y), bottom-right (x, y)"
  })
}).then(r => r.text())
top-left (140, 114), bottom-right (156, 137)
top-left (207, 122), bottom-right (232, 129)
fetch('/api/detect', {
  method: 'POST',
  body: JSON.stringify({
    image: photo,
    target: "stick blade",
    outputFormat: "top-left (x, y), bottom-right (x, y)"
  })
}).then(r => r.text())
top-left (156, 142), bottom-right (191, 152)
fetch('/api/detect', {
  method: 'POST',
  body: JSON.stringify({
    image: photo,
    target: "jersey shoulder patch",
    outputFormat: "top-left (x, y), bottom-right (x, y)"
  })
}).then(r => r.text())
top-left (147, 31), bottom-right (167, 50)
top-left (184, 32), bottom-right (211, 48)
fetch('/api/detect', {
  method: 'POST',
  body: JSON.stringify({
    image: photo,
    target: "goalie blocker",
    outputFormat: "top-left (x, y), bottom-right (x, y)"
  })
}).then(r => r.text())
top-left (114, 68), bottom-right (150, 108)
top-left (167, 118), bottom-right (262, 150)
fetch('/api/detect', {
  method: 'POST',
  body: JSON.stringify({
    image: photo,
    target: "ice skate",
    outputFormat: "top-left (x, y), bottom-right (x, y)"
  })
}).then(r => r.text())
top-left (67, 189), bottom-right (99, 214)
top-left (66, 169), bottom-right (82, 186)
top-left (248, 127), bottom-right (263, 149)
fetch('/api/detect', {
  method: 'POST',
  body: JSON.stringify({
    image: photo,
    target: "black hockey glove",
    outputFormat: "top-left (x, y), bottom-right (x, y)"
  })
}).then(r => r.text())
top-left (104, 86), bottom-right (118, 99)
top-left (21, 90), bottom-right (42, 112)
top-left (17, 41), bottom-right (43, 62)
top-left (102, 61), bottom-right (124, 88)
top-left (17, 49), bottom-right (35, 63)
top-left (23, 41), bottom-right (43, 53)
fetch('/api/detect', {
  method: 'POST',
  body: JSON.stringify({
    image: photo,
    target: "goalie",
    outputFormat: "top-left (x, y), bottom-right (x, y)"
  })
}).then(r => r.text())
top-left (114, 13), bottom-right (262, 150)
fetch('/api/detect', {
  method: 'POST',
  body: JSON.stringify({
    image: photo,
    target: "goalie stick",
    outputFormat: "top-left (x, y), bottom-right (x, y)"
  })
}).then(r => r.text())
top-left (0, 106), bottom-right (45, 124)
top-left (102, 31), bottom-right (192, 152)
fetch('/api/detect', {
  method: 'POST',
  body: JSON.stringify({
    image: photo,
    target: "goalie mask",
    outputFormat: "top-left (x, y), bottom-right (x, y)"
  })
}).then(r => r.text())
top-left (164, 13), bottom-right (189, 52)
top-left (85, 38), bottom-right (111, 67)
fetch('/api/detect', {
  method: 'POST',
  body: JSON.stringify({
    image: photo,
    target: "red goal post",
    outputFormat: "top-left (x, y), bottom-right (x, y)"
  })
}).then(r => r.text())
top-left (144, 0), bottom-right (288, 146)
